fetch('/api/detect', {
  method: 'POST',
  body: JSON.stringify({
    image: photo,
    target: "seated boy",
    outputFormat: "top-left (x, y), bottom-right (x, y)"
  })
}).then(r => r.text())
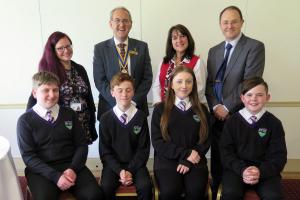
top-left (17, 71), bottom-right (103, 200)
top-left (99, 72), bottom-right (153, 200)
top-left (220, 77), bottom-right (287, 200)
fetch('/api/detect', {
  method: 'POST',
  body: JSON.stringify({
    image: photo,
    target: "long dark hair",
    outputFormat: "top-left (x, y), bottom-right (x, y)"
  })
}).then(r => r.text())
top-left (160, 65), bottom-right (208, 143)
top-left (39, 31), bottom-right (72, 83)
top-left (163, 24), bottom-right (195, 64)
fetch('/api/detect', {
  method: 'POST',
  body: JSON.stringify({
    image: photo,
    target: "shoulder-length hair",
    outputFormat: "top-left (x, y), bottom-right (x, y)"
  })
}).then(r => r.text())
top-left (160, 65), bottom-right (208, 143)
top-left (38, 31), bottom-right (72, 83)
top-left (163, 24), bottom-right (195, 64)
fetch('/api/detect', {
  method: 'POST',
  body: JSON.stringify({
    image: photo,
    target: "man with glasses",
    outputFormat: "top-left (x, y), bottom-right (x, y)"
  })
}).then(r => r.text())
top-left (205, 6), bottom-right (265, 200)
top-left (93, 6), bottom-right (152, 121)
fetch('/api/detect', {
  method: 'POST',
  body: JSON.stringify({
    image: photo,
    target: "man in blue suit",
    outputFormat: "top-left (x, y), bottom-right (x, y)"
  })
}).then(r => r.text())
top-left (93, 7), bottom-right (152, 121)
top-left (205, 6), bottom-right (265, 200)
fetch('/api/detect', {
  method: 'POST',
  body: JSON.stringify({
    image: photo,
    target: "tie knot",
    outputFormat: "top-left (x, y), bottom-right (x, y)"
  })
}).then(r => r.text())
top-left (178, 101), bottom-right (186, 111)
top-left (46, 110), bottom-right (54, 123)
top-left (120, 113), bottom-right (127, 124)
top-left (118, 43), bottom-right (126, 49)
top-left (226, 43), bottom-right (232, 51)
top-left (250, 115), bottom-right (257, 124)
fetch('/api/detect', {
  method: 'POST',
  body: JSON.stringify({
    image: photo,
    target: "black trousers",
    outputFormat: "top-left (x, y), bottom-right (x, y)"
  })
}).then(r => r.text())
top-left (210, 117), bottom-right (225, 197)
top-left (100, 166), bottom-right (153, 200)
top-left (155, 164), bottom-right (208, 200)
top-left (221, 170), bottom-right (283, 200)
top-left (26, 165), bottom-right (103, 200)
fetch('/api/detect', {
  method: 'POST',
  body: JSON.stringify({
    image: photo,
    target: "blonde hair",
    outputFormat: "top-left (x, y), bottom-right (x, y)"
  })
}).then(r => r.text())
top-left (32, 71), bottom-right (60, 89)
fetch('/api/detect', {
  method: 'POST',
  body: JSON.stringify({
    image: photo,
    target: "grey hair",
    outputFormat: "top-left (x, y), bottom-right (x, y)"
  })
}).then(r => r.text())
top-left (110, 6), bottom-right (132, 22)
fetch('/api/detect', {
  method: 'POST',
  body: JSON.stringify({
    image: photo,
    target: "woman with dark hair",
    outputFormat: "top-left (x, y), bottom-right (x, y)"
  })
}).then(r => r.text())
top-left (152, 24), bottom-right (207, 105)
top-left (27, 31), bottom-right (97, 144)
top-left (151, 65), bottom-right (211, 200)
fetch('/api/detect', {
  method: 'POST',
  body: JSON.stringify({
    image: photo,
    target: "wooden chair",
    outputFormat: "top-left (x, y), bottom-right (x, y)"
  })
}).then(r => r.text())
top-left (216, 186), bottom-right (260, 200)
top-left (152, 175), bottom-right (212, 200)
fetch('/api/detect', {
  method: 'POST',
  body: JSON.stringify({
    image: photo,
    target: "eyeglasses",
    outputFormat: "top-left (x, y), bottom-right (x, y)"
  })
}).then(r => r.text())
top-left (56, 44), bottom-right (72, 53)
top-left (221, 20), bottom-right (242, 26)
top-left (111, 18), bottom-right (131, 25)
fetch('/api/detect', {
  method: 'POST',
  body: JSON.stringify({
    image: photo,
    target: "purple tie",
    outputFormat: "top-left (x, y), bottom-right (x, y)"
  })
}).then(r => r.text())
top-left (250, 115), bottom-right (257, 124)
top-left (178, 101), bottom-right (186, 111)
top-left (46, 110), bottom-right (54, 123)
top-left (118, 43), bottom-right (126, 59)
top-left (120, 113), bottom-right (127, 124)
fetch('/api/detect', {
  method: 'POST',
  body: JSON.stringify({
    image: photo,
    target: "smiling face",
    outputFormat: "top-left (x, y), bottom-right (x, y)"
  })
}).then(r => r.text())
top-left (33, 83), bottom-right (59, 109)
top-left (171, 71), bottom-right (193, 100)
top-left (55, 37), bottom-right (73, 65)
top-left (110, 8), bottom-right (132, 42)
top-left (220, 9), bottom-right (244, 41)
top-left (111, 80), bottom-right (134, 111)
top-left (241, 84), bottom-right (270, 115)
top-left (171, 30), bottom-right (189, 55)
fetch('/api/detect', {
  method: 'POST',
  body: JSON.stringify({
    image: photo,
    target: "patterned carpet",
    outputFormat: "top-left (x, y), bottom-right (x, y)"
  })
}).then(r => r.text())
top-left (19, 176), bottom-right (300, 199)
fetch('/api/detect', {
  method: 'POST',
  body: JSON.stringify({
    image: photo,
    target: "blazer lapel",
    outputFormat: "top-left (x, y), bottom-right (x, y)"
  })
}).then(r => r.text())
top-left (128, 38), bottom-right (136, 75)
top-left (108, 38), bottom-right (121, 74)
top-left (224, 35), bottom-right (246, 79)
top-left (215, 42), bottom-right (226, 75)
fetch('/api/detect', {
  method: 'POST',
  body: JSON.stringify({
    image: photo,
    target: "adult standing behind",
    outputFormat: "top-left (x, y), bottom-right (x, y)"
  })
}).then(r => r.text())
top-left (27, 31), bottom-right (97, 144)
top-left (93, 6), bottom-right (152, 121)
top-left (152, 24), bottom-right (207, 105)
top-left (205, 6), bottom-right (265, 199)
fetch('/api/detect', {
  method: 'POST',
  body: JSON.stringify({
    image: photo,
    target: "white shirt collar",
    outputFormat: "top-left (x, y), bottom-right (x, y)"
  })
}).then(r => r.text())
top-left (174, 96), bottom-right (191, 110)
top-left (113, 103), bottom-right (137, 124)
top-left (225, 32), bottom-right (242, 48)
top-left (33, 103), bottom-right (59, 120)
top-left (171, 55), bottom-right (191, 65)
top-left (114, 37), bottom-right (129, 47)
top-left (239, 107), bottom-right (267, 123)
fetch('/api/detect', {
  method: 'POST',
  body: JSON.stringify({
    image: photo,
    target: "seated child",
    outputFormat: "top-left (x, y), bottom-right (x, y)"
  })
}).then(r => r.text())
top-left (220, 77), bottom-right (287, 200)
top-left (99, 72), bottom-right (152, 200)
top-left (17, 71), bottom-right (103, 200)
top-left (151, 65), bottom-right (211, 200)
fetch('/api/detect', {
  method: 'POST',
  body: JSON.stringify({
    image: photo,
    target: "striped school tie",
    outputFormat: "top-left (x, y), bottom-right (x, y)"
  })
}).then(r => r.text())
top-left (250, 115), bottom-right (257, 124)
top-left (46, 110), bottom-right (54, 123)
top-left (178, 101), bottom-right (186, 111)
top-left (120, 113), bottom-right (127, 124)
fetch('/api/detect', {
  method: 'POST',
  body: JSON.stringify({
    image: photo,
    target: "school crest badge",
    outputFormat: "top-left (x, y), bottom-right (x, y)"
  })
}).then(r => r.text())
top-left (193, 115), bottom-right (200, 122)
top-left (65, 121), bottom-right (73, 130)
top-left (258, 128), bottom-right (267, 137)
top-left (133, 125), bottom-right (141, 135)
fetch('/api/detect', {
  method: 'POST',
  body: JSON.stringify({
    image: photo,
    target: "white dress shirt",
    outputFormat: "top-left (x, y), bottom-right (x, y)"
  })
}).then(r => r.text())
top-left (174, 96), bottom-right (192, 111)
top-left (239, 107), bottom-right (267, 124)
top-left (113, 103), bottom-right (138, 124)
top-left (33, 103), bottom-right (59, 122)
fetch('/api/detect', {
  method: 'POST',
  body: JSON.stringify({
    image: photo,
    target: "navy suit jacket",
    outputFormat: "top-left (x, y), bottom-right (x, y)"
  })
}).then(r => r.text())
top-left (206, 34), bottom-right (265, 114)
top-left (93, 37), bottom-right (152, 119)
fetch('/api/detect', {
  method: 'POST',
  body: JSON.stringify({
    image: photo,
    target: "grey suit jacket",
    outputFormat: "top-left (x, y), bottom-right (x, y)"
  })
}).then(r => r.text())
top-left (93, 37), bottom-right (152, 119)
top-left (206, 34), bottom-right (265, 113)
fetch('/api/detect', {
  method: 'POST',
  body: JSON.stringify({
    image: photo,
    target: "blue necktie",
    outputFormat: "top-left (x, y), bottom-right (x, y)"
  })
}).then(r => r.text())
top-left (214, 43), bottom-right (233, 103)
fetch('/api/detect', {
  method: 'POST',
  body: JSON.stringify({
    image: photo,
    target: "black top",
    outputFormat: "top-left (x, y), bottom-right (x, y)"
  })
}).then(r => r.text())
top-left (17, 107), bottom-right (88, 184)
top-left (99, 109), bottom-right (150, 175)
top-left (26, 60), bottom-right (97, 143)
top-left (151, 103), bottom-right (211, 170)
top-left (220, 111), bottom-right (287, 179)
